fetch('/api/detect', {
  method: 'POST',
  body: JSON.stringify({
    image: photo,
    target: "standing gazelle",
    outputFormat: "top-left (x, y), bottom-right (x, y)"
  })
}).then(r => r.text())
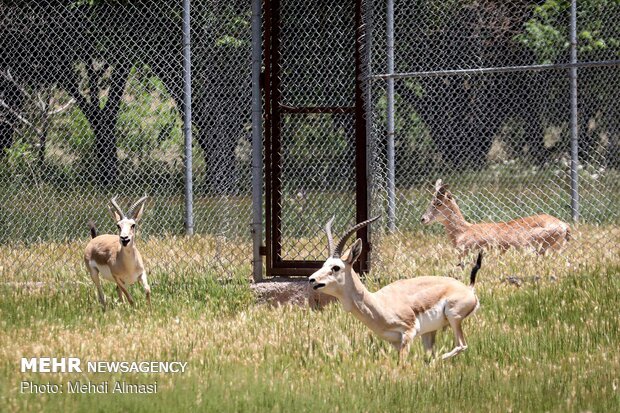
top-left (308, 216), bottom-right (483, 363)
top-left (84, 196), bottom-right (151, 309)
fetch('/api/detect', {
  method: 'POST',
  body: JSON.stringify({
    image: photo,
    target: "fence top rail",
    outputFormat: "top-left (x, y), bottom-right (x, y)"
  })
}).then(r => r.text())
top-left (370, 59), bottom-right (620, 81)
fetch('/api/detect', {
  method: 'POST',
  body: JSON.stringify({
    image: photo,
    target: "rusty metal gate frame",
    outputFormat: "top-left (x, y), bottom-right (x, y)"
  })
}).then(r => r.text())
top-left (262, 0), bottom-right (370, 277)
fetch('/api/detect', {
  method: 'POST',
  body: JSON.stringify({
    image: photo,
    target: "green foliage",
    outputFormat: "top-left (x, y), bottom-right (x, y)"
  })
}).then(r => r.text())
top-left (516, 0), bottom-right (620, 62)
top-left (3, 142), bottom-right (36, 172)
top-left (215, 35), bottom-right (246, 48)
top-left (516, 1), bottom-right (568, 63)
top-left (376, 80), bottom-right (440, 186)
top-left (281, 114), bottom-right (354, 192)
top-left (59, 107), bottom-right (95, 152)
top-left (214, 14), bottom-right (251, 48)
top-left (117, 66), bottom-right (183, 157)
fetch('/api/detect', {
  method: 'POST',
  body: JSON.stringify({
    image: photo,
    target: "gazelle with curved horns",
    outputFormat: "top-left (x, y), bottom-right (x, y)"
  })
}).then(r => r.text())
top-left (84, 196), bottom-right (151, 309)
top-left (309, 216), bottom-right (483, 362)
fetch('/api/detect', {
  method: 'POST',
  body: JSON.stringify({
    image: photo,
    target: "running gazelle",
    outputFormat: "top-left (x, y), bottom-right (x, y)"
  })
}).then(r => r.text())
top-left (308, 216), bottom-right (483, 362)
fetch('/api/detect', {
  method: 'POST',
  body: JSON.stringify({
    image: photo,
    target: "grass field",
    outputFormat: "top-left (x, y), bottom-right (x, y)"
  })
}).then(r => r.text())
top-left (1, 229), bottom-right (619, 412)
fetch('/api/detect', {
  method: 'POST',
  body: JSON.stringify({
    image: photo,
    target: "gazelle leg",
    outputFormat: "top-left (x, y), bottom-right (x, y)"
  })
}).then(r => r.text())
top-left (114, 278), bottom-right (134, 306)
top-left (441, 318), bottom-right (467, 360)
top-left (398, 345), bottom-right (408, 365)
top-left (537, 241), bottom-right (549, 256)
top-left (139, 272), bottom-right (151, 307)
top-left (421, 331), bottom-right (437, 361)
top-left (398, 330), bottom-right (417, 365)
top-left (116, 285), bottom-right (124, 303)
top-left (90, 269), bottom-right (106, 310)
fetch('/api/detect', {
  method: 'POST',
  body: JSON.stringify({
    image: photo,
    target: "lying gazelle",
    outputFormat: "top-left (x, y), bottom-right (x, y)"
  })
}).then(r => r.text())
top-left (84, 196), bottom-right (151, 309)
top-left (309, 216), bottom-right (483, 363)
top-left (421, 179), bottom-right (570, 265)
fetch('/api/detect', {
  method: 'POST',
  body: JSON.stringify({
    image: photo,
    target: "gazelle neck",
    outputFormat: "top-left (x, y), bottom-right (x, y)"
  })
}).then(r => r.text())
top-left (440, 201), bottom-right (470, 242)
top-left (337, 269), bottom-right (384, 327)
top-left (119, 242), bottom-right (136, 257)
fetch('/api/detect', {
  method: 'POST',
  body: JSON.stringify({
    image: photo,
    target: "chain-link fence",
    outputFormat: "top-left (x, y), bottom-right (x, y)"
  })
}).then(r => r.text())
top-left (1, 0), bottom-right (254, 280)
top-left (367, 0), bottom-right (620, 274)
top-left (1, 0), bottom-right (619, 283)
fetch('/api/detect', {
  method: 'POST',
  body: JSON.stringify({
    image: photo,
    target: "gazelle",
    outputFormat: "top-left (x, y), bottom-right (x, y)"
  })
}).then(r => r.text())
top-left (421, 179), bottom-right (570, 265)
top-left (84, 196), bottom-right (151, 309)
top-left (308, 216), bottom-right (483, 363)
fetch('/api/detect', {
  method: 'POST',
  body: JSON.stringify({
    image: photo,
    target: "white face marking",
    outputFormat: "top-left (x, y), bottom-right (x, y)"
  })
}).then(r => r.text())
top-left (116, 218), bottom-right (137, 247)
top-left (308, 257), bottom-right (346, 296)
top-left (421, 190), bottom-right (443, 225)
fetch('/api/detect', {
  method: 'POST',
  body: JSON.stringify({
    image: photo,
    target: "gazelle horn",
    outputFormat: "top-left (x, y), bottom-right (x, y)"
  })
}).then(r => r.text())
top-left (109, 197), bottom-right (126, 219)
top-left (128, 195), bottom-right (148, 219)
top-left (333, 215), bottom-right (381, 258)
top-left (325, 216), bottom-right (336, 257)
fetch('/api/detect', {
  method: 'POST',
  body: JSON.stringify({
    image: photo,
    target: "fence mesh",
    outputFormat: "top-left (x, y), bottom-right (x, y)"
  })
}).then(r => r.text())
top-left (276, 0), bottom-right (358, 262)
top-left (367, 0), bottom-right (620, 275)
top-left (0, 0), bottom-right (618, 284)
top-left (1, 0), bottom-right (253, 280)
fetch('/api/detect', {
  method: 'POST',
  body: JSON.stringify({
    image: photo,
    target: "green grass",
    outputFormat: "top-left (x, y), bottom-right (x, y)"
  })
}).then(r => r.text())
top-left (1, 163), bottom-right (619, 244)
top-left (1, 234), bottom-right (619, 412)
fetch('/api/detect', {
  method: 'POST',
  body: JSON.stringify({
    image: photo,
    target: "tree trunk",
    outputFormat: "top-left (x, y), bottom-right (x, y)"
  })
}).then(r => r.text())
top-left (92, 115), bottom-right (118, 186)
top-left (86, 62), bottom-right (130, 187)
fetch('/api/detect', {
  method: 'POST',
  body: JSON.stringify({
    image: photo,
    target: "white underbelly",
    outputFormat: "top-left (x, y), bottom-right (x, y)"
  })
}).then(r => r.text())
top-left (89, 260), bottom-right (139, 285)
top-left (416, 300), bottom-right (449, 335)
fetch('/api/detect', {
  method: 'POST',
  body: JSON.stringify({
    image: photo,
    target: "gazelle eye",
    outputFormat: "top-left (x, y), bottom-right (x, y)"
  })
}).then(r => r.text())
top-left (131, 224), bottom-right (136, 229)
top-left (332, 266), bottom-right (340, 272)
top-left (117, 224), bottom-right (121, 230)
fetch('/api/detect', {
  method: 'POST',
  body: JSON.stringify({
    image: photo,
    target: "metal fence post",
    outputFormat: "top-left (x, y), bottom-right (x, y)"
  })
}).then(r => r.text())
top-left (569, 0), bottom-right (580, 222)
top-left (386, 0), bottom-right (396, 232)
top-left (182, 0), bottom-right (194, 235)
top-left (251, 0), bottom-right (264, 281)
top-left (364, 0), bottom-right (374, 222)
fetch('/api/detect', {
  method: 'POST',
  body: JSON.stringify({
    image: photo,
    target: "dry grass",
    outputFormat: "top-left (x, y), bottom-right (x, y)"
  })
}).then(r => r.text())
top-left (0, 234), bottom-right (252, 282)
top-left (0, 227), bottom-right (619, 412)
top-left (372, 224), bottom-right (619, 281)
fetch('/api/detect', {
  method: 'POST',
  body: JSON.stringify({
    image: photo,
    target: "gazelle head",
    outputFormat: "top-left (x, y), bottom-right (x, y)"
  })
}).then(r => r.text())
top-left (107, 196), bottom-right (148, 247)
top-left (421, 179), bottom-right (456, 225)
top-left (308, 216), bottom-right (380, 297)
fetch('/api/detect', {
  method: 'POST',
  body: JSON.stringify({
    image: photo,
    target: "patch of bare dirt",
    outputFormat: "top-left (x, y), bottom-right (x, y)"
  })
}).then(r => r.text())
top-left (250, 277), bottom-right (336, 309)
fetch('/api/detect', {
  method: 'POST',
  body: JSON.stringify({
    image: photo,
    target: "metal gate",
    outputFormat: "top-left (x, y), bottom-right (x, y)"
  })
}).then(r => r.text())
top-left (262, 0), bottom-right (369, 276)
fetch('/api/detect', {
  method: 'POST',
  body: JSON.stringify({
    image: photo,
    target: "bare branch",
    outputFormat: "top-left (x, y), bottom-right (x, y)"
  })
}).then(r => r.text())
top-left (46, 98), bottom-right (75, 116)
top-left (0, 69), bottom-right (35, 102)
top-left (0, 98), bottom-right (41, 134)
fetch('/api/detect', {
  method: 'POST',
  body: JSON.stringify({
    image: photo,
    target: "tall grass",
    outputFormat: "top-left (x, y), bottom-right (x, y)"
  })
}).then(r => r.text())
top-left (1, 233), bottom-right (619, 412)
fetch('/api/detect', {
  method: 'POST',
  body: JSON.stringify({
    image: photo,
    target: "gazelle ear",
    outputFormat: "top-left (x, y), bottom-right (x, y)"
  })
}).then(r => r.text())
top-left (435, 179), bottom-right (450, 197)
top-left (341, 238), bottom-right (363, 265)
top-left (133, 202), bottom-right (146, 222)
top-left (435, 179), bottom-right (443, 192)
top-left (108, 205), bottom-right (122, 222)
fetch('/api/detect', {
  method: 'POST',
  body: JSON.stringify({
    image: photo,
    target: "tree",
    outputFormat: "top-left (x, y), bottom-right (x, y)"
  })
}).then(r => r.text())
top-left (1, 1), bottom-right (136, 186)
top-left (393, 0), bottom-right (552, 172)
top-left (517, 0), bottom-right (620, 167)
